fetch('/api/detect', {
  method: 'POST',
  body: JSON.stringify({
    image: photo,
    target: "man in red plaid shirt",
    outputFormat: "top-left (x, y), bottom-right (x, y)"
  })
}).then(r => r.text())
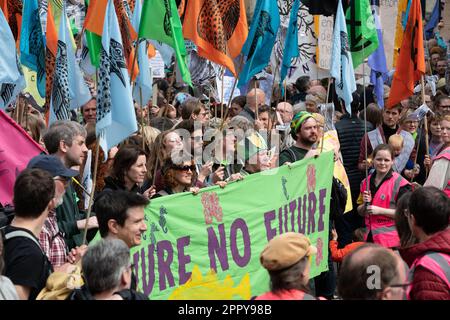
top-left (27, 155), bottom-right (79, 269)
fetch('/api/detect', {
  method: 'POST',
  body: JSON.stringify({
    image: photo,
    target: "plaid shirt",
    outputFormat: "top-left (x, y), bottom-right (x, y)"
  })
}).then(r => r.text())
top-left (39, 210), bottom-right (68, 268)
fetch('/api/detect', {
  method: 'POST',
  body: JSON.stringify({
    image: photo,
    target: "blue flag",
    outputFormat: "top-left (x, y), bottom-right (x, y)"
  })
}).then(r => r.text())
top-left (96, 0), bottom-right (138, 160)
top-left (330, 0), bottom-right (356, 114)
top-left (49, 4), bottom-right (91, 123)
top-left (424, 0), bottom-right (440, 40)
top-left (131, 0), bottom-right (153, 106)
top-left (20, 0), bottom-right (45, 98)
top-left (0, 10), bottom-right (26, 109)
top-left (238, 0), bottom-right (280, 88)
top-left (368, 10), bottom-right (388, 108)
top-left (279, 0), bottom-right (300, 88)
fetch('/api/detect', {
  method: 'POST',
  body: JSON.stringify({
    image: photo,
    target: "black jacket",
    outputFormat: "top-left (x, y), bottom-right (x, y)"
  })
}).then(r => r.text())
top-left (335, 114), bottom-right (366, 198)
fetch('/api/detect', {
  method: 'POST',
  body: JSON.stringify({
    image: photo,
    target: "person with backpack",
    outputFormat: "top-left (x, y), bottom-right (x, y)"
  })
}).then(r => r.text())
top-left (2, 169), bottom-right (55, 300)
top-left (399, 187), bottom-right (450, 300)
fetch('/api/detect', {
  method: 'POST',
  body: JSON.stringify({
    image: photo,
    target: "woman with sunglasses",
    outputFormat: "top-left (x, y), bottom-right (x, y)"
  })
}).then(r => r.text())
top-left (357, 144), bottom-right (411, 249)
top-left (152, 158), bottom-right (199, 198)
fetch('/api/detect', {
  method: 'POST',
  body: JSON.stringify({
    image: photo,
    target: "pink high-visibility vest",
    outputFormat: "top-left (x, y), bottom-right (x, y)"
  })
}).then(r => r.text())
top-left (255, 289), bottom-right (317, 300)
top-left (361, 172), bottom-right (409, 248)
top-left (407, 251), bottom-right (450, 300)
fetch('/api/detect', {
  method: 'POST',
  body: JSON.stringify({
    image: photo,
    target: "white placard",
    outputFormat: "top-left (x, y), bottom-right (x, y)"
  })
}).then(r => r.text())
top-left (216, 76), bottom-right (241, 104)
top-left (318, 16), bottom-right (333, 70)
top-left (149, 50), bottom-right (165, 79)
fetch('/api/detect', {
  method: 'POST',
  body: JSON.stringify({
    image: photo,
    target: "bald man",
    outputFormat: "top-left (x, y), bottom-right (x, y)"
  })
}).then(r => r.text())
top-left (239, 88), bottom-right (266, 122)
top-left (276, 102), bottom-right (293, 125)
top-left (338, 244), bottom-right (409, 300)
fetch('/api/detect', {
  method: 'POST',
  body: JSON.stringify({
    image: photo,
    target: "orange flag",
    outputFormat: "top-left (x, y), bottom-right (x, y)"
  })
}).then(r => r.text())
top-left (182, 0), bottom-right (248, 76)
top-left (1, 0), bottom-right (22, 47)
top-left (44, 1), bottom-right (58, 123)
top-left (386, 0), bottom-right (425, 108)
top-left (84, 0), bottom-right (108, 36)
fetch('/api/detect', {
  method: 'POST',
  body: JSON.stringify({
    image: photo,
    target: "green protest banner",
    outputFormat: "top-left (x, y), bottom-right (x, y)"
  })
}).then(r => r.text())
top-left (131, 151), bottom-right (334, 300)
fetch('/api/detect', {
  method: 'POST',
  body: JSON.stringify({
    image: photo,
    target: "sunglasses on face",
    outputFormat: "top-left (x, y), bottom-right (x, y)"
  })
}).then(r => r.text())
top-left (172, 165), bottom-right (196, 172)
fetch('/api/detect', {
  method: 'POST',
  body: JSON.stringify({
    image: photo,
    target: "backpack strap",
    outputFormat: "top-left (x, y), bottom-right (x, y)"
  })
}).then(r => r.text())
top-left (4, 230), bottom-right (42, 251)
top-left (287, 147), bottom-right (298, 162)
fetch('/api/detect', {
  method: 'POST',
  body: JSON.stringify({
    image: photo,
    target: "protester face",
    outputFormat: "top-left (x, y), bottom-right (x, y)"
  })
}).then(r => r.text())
top-left (196, 106), bottom-right (210, 124)
top-left (298, 118), bottom-right (318, 146)
top-left (166, 104), bottom-right (177, 119)
top-left (305, 100), bottom-right (318, 113)
top-left (276, 103), bottom-right (293, 124)
top-left (53, 176), bottom-right (69, 208)
top-left (430, 120), bottom-right (441, 137)
top-left (402, 119), bottom-right (418, 134)
top-left (65, 135), bottom-right (88, 167)
top-left (431, 53), bottom-right (440, 68)
top-left (424, 95), bottom-right (432, 108)
top-left (164, 132), bottom-right (183, 156)
top-left (258, 111), bottom-right (270, 130)
top-left (373, 150), bottom-right (393, 176)
top-left (440, 119), bottom-right (450, 144)
top-left (247, 150), bottom-right (271, 173)
top-left (150, 104), bottom-right (160, 117)
top-left (230, 103), bottom-right (243, 117)
top-left (125, 155), bottom-right (147, 185)
top-left (82, 99), bottom-right (97, 124)
top-left (223, 129), bottom-right (237, 155)
top-left (191, 129), bottom-right (203, 154)
top-left (436, 61), bottom-right (447, 76)
top-left (117, 206), bottom-right (147, 248)
top-left (438, 98), bottom-right (450, 115)
top-left (384, 255), bottom-right (409, 300)
top-left (382, 108), bottom-right (400, 128)
top-left (173, 161), bottom-right (194, 187)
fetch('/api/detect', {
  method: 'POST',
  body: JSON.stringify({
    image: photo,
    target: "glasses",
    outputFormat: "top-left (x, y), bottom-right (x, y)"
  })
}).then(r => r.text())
top-left (172, 165), bottom-right (196, 172)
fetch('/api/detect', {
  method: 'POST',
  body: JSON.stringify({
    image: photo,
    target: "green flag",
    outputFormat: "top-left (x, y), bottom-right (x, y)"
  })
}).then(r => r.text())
top-left (139, 0), bottom-right (192, 86)
top-left (85, 0), bottom-right (101, 67)
top-left (345, 0), bottom-right (379, 68)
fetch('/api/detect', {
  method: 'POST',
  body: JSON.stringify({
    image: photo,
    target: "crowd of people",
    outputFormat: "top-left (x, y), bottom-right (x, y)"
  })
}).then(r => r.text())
top-left (1, 3), bottom-right (450, 302)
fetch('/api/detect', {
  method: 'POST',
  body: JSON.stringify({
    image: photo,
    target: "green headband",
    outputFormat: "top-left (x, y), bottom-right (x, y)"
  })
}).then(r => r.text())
top-left (291, 111), bottom-right (313, 133)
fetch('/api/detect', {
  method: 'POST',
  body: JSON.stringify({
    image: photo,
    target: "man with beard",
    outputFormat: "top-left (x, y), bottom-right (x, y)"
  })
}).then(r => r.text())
top-left (43, 121), bottom-right (98, 250)
top-left (279, 111), bottom-right (318, 165)
top-left (27, 155), bottom-right (79, 270)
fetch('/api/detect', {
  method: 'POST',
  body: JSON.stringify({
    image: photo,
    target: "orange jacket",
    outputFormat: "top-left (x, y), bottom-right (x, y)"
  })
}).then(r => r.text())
top-left (329, 241), bottom-right (365, 263)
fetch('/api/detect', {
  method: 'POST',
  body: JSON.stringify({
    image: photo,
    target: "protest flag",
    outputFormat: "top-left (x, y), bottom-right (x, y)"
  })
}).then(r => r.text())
top-left (96, 0), bottom-right (138, 160)
top-left (424, 0), bottom-right (440, 40)
top-left (132, 0), bottom-right (152, 106)
top-left (345, 0), bottom-right (379, 69)
top-left (386, 0), bottom-right (425, 108)
top-left (140, 0), bottom-right (191, 86)
top-left (20, 0), bottom-right (45, 98)
top-left (368, 10), bottom-right (388, 108)
top-left (49, 4), bottom-right (91, 123)
top-left (238, 0), bottom-right (279, 88)
top-left (279, 0), bottom-right (300, 89)
top-left (84, 0), bottom-right (104, 67)
top-left (0, 109), bottom-right (45, 205)
top-left (0, 0), bottom-right (22, 45)
top-left (330, 0), bottom-right (356, 114)
top-left (0, 9), bottom-right (26, 109)
top-left (183, 0), bottom-right (248, 77)
top-left (44, 0), bottom-right (58, 116)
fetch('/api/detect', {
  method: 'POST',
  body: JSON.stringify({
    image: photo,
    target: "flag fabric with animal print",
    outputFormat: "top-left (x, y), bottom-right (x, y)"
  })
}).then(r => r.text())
top-left (139, 0), bottom-right (191, 86)
top-left (330, 0), bottom-right (356, 114)
top-left (182, 0), bottom-right (248, 77)
top-left (0, 8), bottom-right (25, 109)
top-left (19, 0), bottom-right (45, 98)
top-left (238, 0), bottom-right (279, 88)
top-left (131, 0), bottom-right (152, 106)
top-left (96, 0), bottom-right (137, 160)
top-left (49, 4), bottom-right (91, 123)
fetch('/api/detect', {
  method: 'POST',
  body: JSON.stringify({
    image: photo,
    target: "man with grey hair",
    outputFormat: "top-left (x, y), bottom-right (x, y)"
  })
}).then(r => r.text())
top-left (239, 88), bottom-right (266, 122)
top-left (70, 239), bottom-right (147, 300)
top-left (43, 120), bottom-right (98, 250)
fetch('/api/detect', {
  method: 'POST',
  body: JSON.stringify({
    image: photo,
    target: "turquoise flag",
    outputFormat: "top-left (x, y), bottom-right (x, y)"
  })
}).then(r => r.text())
top-left (131, 0), bottom-right (152, 106)
top-left (96, 0), bottom-right (138, 160)
top-left (0, 9), bottom-right (26, 109)
top-left (238, 0), bottom-right (280, 88)
top-left (20, 0), bottom-right (45, 98)
top-left (49, 4), bottom-right (91, 123)
top-left (279, 0), bottom-right (300, 89)
top-left (330, 0), bottom-right (356, 114)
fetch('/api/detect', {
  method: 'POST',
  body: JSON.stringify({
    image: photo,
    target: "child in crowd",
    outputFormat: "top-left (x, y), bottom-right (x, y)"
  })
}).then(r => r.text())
top-left (329, 228), bottom-right (365, 263)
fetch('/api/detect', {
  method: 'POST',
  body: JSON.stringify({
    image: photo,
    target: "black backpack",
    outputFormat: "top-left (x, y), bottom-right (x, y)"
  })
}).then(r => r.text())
top-left (330, 177), bottom-right (348, 221)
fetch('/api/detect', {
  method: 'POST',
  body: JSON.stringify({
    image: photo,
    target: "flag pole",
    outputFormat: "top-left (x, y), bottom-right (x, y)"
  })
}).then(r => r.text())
top-left (140, 87), bottom-right (145, 150)
top-left (82, 140), bottom-right (100, 245)
top-left (362, 56), bottom-right (369, 196)
top-left (421, 75), bottom-right (430, 177)
top-left (221, 69), bottom-right (225, 120)
top-left (255, 80), bottom-right (259, 120)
